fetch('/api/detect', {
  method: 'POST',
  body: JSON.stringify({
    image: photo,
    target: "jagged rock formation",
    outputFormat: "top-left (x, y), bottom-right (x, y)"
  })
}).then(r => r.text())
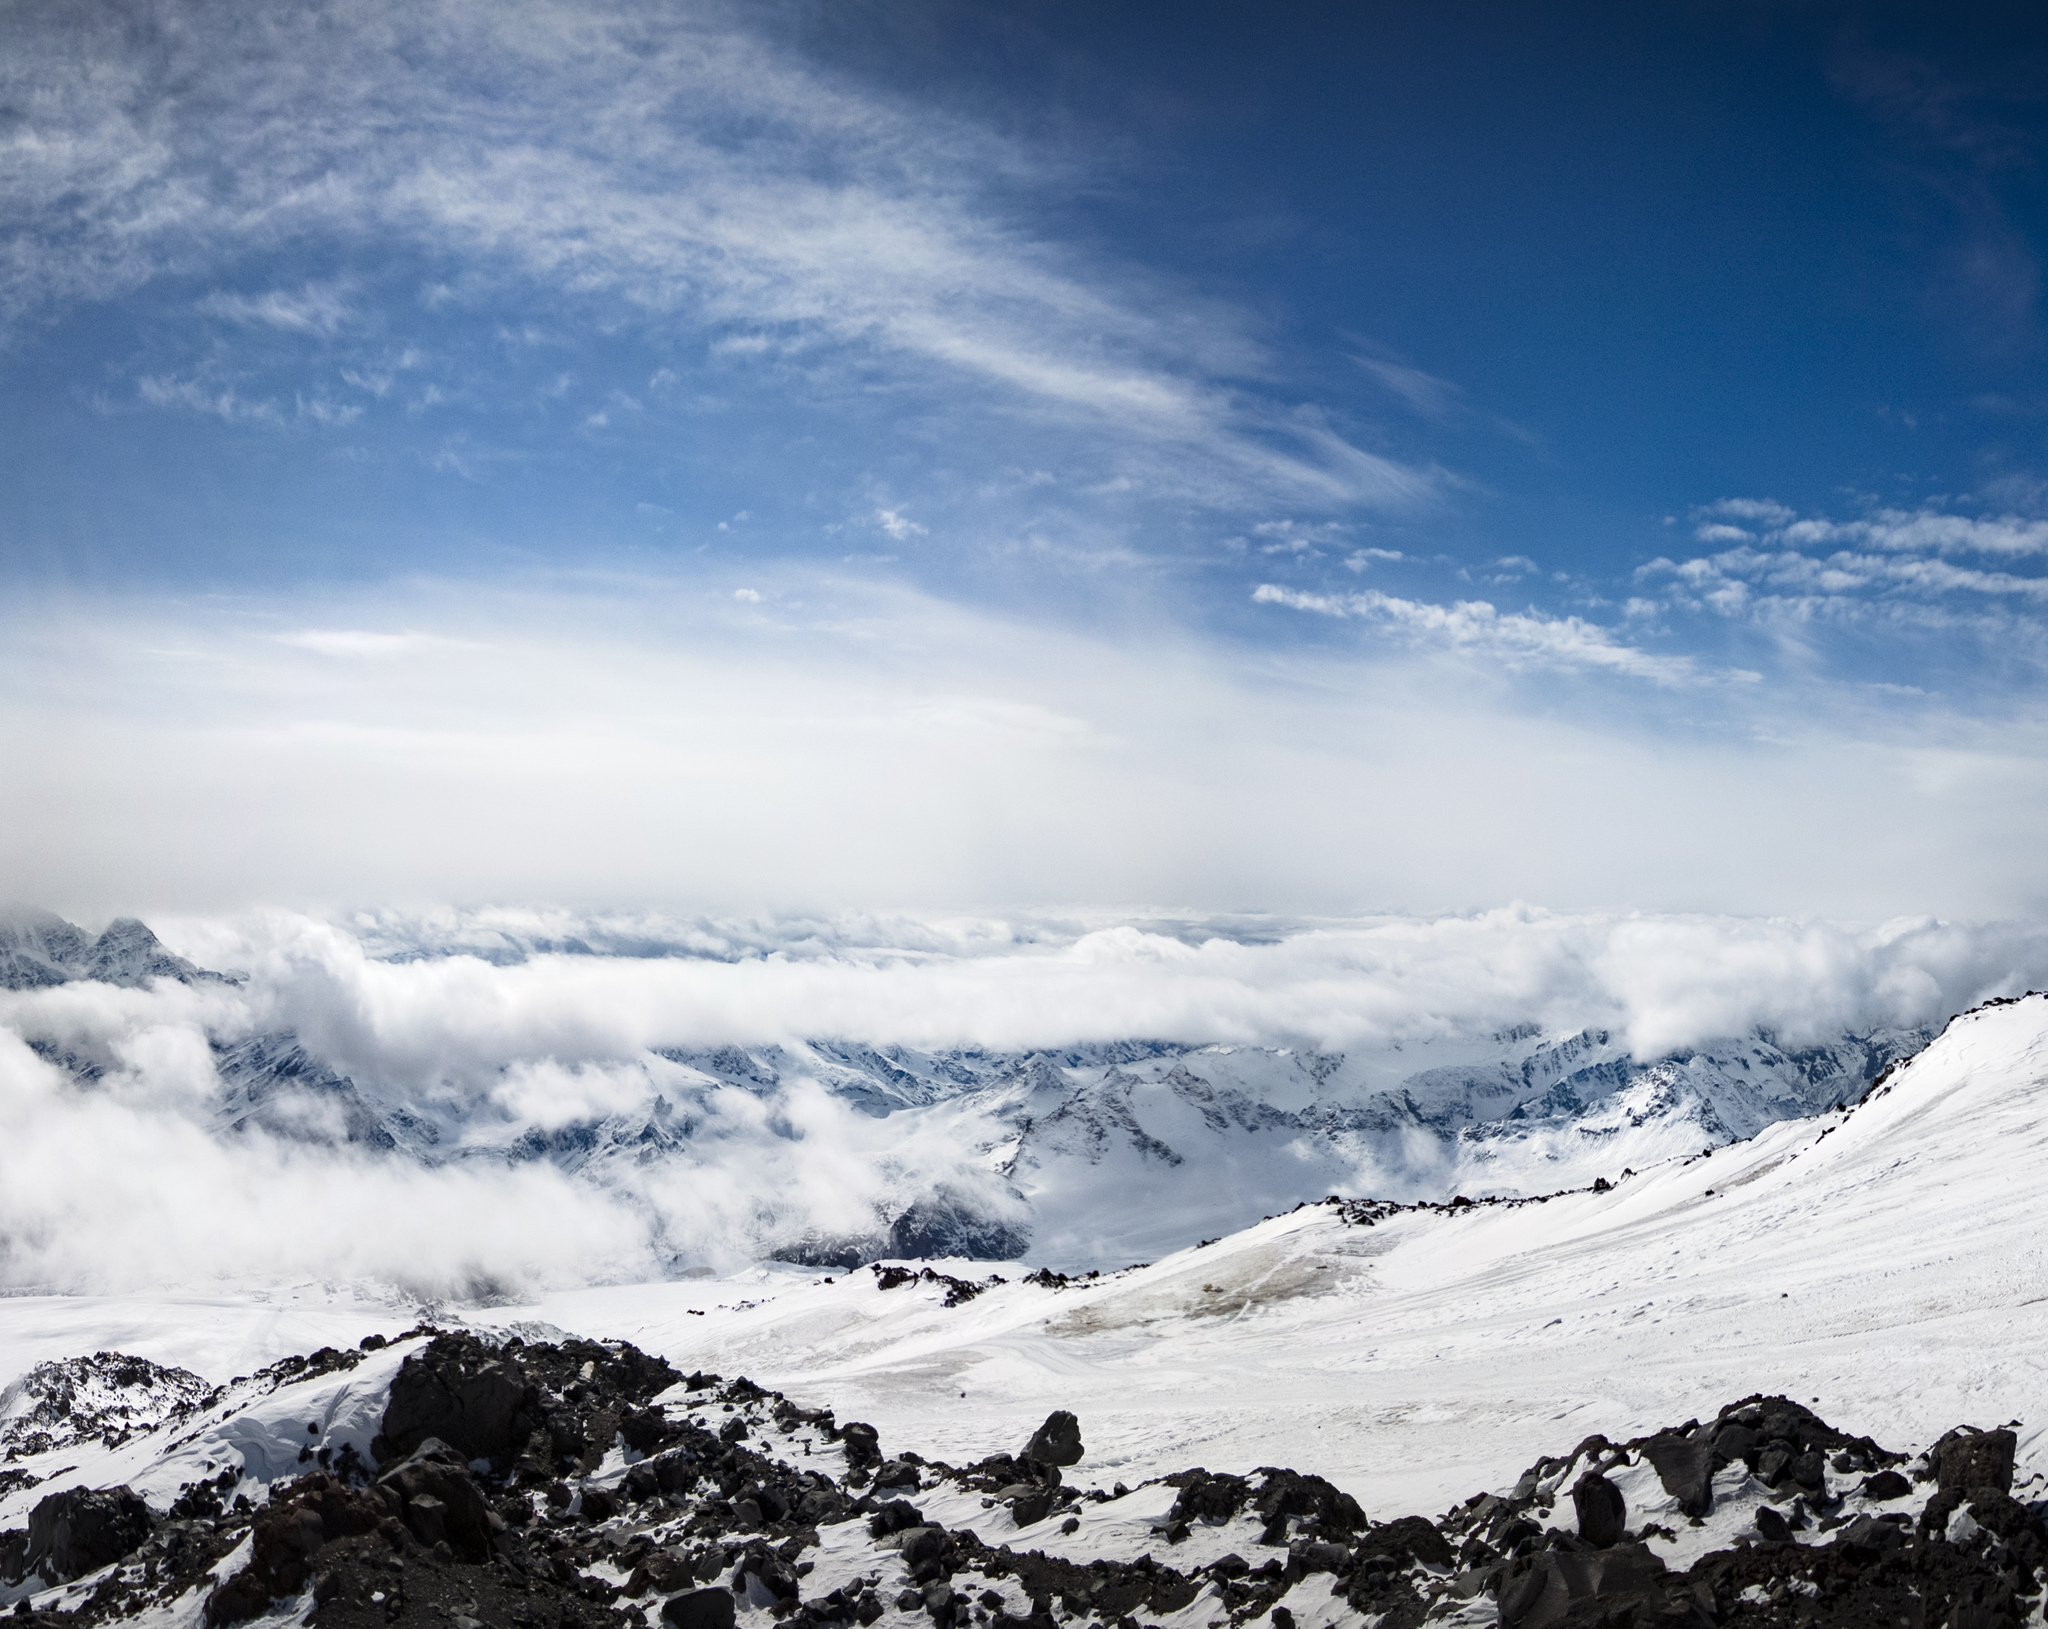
top-left (0, 1354), bottom-right (213, 1462)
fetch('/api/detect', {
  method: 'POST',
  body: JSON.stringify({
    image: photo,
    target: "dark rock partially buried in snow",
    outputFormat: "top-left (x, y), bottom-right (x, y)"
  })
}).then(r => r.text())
top-left (378, 1345), bottom-right (542, 1466)
top-left (1642, 1430), bottom-right (1716, 1517)
top-left (1497, 1541), bottom-right (1671, 1629)
top-left (1023, 1411), bottom-right (1084, 1467)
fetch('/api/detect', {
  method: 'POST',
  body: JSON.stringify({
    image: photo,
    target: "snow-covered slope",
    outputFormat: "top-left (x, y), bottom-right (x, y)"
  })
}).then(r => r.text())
top-left (451, 990), bottom-right (2048, 1514)
top-left (4, 990), bottom-right (2045, 1534)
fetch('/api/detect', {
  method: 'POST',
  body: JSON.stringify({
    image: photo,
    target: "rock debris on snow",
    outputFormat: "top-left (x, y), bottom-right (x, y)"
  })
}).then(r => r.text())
top-left (1, 1319), bottom-right (2042, 1629)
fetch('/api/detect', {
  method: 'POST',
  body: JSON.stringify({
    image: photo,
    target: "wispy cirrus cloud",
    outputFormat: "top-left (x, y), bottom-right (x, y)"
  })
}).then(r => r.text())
top-left (198, 283), bottom-right (353, 336)
top-left (0, 0), bottom-right (1431, 513)
top-left (1251, 583), bottom-right (1719, 685)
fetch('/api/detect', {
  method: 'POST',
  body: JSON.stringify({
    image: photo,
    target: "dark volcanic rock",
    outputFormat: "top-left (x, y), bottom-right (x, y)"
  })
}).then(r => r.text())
top-left (376, 1329), bottom-right (681, 1476)
top-left (1932, 1427), bottom-right (2017, 1495)
top-left (1642, 1430), bottom-right (1715, 1517)
top-left (1022, 1410), bottom-right (1084, 1467)
top-left (379, 1341), bottom-right (542, 1465)
top-left (663, 1586), bottom-right (739, 1629)
top-left (1570, 1471), bottom-right (1626, 1548)
top-left (205, 1472), bottom-right (392, 1625)
top-left (21, 1484), bottom-right (155, 1585)
top-left (378, 1439), bottom-right (495, 1561)
top-left (840, 1421), bottom-right (882, 1469)
top-left (1498, 1541), bottom-right (1670, 1629)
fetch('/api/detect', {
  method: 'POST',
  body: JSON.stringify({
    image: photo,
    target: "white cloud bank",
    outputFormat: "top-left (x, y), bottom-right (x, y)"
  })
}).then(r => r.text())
top-left (6, 572), bottom-right (2048, 922)
top-left (2, 903), bottom-right (2044, 1296)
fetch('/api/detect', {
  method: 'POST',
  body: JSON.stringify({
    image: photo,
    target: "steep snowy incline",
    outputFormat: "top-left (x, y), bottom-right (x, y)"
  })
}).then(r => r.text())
top-left (460, 992), bottom-right (2048, 1516)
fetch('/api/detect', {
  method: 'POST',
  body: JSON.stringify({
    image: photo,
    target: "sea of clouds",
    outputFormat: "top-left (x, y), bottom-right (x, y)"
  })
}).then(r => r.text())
top-left (3, 905), bottom-right (2044, 1300)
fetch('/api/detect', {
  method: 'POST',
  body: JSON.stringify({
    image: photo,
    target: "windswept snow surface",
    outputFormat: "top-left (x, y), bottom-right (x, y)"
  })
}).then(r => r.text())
top-left (5, 993), bottom-right (2046, 1533)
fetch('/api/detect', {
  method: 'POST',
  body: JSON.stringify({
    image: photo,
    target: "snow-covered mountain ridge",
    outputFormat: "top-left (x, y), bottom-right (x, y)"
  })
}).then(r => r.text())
top-left (0, 908), bottom-right (235, 993)
top-left (5, 911), bottom-right (1936, 1272)
top-left (3, 905), bottom-right (2042, 1286)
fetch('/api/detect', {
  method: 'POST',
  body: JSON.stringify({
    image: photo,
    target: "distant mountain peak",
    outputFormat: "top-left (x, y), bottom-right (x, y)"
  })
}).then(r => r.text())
top-left (0, 908), bottom-right (236, 991)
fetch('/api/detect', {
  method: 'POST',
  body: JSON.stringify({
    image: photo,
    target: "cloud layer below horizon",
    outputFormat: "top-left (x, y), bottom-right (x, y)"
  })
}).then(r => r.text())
top-left (2, 903), bottom-right (2044, 1297)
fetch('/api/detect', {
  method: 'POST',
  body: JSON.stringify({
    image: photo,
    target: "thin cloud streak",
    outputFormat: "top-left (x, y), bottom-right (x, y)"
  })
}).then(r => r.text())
top-left (1251, 583), bottom-right (1720, 685)
top-left (0, 0), bottom-right (1430, 512)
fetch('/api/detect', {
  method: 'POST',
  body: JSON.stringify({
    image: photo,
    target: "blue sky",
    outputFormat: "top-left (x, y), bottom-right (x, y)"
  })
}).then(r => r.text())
top-left (4, 0), bottom-right (2047, 918)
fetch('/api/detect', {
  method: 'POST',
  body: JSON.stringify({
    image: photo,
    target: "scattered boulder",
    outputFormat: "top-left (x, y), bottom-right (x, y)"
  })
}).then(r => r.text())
top-left (664, 1586), bottom-right (740, 1629)
top-left (1570, 1472), bottom-right (1626, 1548)
top-left (1360, 1514), bottom-right (1455, 1568)
top-left (1498, 1541), bottom-right (1668, 1629)
top-left (379, 1339), bottom-right (542, 1466)
top-left (377, 1438), bottom-right (496, 1561)
top-left (1166, 1468), bottom-right (1250, 1526)
top-left (204, 1471), bottom-right (391, 1625)
top-left (1023, 1411), bottom-right (1084, 1467)
top-left (1642, 1430), bottom-right (1715, 1517)
top-left (1932, 1428), bottom-right (2016, 1496)
top-left (841, 1421), bottom-right (883, 1469)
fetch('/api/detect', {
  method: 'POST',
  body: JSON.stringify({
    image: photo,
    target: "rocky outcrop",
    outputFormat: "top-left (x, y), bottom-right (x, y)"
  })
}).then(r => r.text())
top-left (12, 1485), bottom-right (155, 1587)
top-left (4, 1327), bottom-right (2041, 1629)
